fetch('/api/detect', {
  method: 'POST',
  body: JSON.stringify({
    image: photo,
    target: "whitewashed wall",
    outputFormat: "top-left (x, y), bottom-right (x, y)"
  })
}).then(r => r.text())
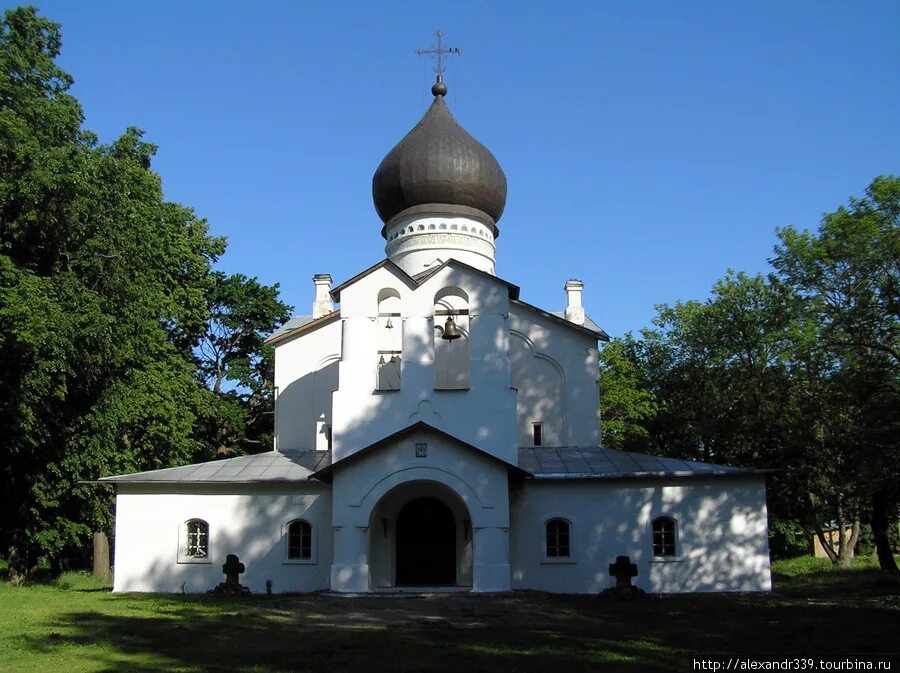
top-left (330, 263), bottom-right (518, 465)
top-left (274, 319), bottom-right (341, 451)
top-left (509, 306), bottom-right (600, 447)
top-left (112, 483), bottom-right (332, 594)
top-left (509, 477), bottom-right (772, 593)
top-left (329, 428), bottom-right (511, 593)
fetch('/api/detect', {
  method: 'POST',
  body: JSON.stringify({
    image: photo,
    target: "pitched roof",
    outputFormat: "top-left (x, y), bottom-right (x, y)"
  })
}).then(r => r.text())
top-left (92, 443), bottom-right (769, 487)
top-left (329, 257), bottom-right (520, 304)
top-left (329, 259), bottom-right (419, 303)
top-left (264, 310), bottom-right (340, 346)
top-left (267, 315), bottom-right (314, 342)
top-left (518, 446), bottom-right (772, 480)
top-left (549, 311), bottom-right (610, 341)
top-left (410, 258), bottom-right (520, 300)
top-left (96, 450), bottom-right (332, 484)
top-left (511, 299), bottom-right (610, 341)
top-left (310, 421), bottom-right (531, 483)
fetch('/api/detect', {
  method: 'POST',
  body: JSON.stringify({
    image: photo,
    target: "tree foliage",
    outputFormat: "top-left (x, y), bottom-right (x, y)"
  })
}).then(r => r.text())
top-left (599, 177), bottom-right (900, 570)
top-left (0, 7), bottom-right (291, 574)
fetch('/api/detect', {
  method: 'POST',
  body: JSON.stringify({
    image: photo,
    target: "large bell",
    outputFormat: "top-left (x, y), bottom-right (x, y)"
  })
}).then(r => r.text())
top-left (441, 316), bottom-right (461, 341)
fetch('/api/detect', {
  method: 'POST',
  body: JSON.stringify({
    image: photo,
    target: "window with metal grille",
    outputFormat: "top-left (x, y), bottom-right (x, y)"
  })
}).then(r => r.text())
top-left (185, 519), bottom-right (208, 558)
top-left (287, 520), bottom-right (312, 560)
top-left (652, 516), bottom-right (677, 557)
top-left (545, 518), bottom-right (571, 558)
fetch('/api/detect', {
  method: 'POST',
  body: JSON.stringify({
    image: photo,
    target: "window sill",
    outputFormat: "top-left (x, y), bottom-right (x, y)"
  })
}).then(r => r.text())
top-left (648, 557), bottom-right (683, 564)
top-left (282, 559), bottom-right (317, 565)
top-left (541, 558), bottom-right (576, 565)
top-left (177, 557), bottom-right (212, 565)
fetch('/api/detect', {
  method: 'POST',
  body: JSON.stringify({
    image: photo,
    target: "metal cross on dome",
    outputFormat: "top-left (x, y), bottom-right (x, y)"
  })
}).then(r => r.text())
top-left (416, 30), bottom-right (461, 75)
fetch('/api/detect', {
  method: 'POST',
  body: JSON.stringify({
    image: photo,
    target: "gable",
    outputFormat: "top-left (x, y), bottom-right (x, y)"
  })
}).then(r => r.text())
top-left (311, 421), bottom-right (531, 483)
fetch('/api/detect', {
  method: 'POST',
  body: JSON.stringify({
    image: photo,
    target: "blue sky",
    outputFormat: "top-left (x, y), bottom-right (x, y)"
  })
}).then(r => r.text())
top-left (13, 1), bottom-right (900, 337)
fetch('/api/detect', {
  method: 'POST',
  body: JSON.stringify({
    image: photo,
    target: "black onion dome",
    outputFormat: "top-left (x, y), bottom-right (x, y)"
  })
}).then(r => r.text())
top-left (373, 84), bottom-right (507, 236)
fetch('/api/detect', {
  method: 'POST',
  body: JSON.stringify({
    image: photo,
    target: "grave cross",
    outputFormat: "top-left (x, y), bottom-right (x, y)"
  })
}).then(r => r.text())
top-left (608, 555), bottom-right (638, 589)
top-left (222, 553), bottom-right (246, 589)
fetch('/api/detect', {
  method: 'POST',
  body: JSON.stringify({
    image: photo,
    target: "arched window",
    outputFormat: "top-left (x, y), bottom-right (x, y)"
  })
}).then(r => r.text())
top-left (287, 520), bottom-right (313, 561)
top-left (376, 288), bottom-right (402, 390)
top-left (652, 516), bottom-right (677, 557)
top-left (185, 519), bottom-right (209, 559)
top-left (434, 287), bottom-right (470, 390)
top-left (545, 518), bottom-right (571, 559)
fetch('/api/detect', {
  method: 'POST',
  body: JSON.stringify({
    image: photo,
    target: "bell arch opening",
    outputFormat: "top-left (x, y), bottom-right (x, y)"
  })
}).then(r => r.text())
top-left (368, 480), bottom-right (473, 589)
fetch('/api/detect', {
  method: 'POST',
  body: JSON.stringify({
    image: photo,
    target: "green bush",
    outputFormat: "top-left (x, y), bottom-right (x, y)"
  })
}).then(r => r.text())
top-left (768, 520), bottom-right (810, 559)
top-left (771, 556), bottom-right (834, 576)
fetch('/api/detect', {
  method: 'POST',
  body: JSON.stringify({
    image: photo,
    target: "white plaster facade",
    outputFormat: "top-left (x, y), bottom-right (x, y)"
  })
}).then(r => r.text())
top-left (112, 483), bottom-right (332, 594)
top-left (103, 78), bottom-right (773, 596)
top-left (105, 258), bottom-right (772, 595)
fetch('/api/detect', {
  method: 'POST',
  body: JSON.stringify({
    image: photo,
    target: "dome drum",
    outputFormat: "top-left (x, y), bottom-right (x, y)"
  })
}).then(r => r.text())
top-left (384, 210), bottom-right (497, 276)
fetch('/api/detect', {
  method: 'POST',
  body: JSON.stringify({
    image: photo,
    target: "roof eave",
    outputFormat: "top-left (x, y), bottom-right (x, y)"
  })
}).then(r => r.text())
top-left (265, 311), bottom-right (341, 347)
top-left (329, 259), bottom-right (419, 303)
top-left (530, 468), bottom-right (776, 481)
top-left (511, 298), bottom-right (609, 341)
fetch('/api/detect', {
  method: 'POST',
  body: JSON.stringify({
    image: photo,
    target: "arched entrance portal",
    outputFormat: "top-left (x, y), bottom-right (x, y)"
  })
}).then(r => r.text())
top-left (395, 497), bottom-right (456, 586)
top-left (368, 480), bottom-right (473, 589)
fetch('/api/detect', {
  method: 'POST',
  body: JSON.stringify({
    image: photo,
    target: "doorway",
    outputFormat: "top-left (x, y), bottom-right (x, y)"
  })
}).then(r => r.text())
top-left (395, 497), bottom-right (456, 586)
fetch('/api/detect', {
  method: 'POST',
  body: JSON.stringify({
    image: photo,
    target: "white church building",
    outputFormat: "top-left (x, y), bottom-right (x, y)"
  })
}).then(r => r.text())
top-left (102, 74), bottom-right (772, 595)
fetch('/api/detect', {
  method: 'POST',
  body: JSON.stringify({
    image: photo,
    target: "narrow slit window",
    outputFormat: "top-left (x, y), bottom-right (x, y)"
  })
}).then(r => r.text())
top-left (325, 425), bottom-right (332, 451)
top-left (376, 289), bottom-right (402, 391)
top-left (533, 422), bottom-right (543, 447)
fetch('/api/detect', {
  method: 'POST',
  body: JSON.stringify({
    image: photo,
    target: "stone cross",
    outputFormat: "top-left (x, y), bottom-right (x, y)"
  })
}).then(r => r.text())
top-left (608, 555), bottom-right (638, 589)
top-left (222, 553), bottom-right (245, 589)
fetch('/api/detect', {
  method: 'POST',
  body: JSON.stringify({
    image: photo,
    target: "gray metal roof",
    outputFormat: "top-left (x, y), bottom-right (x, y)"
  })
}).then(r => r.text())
top-left (519, 446), bottom-right (768, 480)
top-left (98, 444), bottom-right (765, 485)
top-left (267, 315), bottom-right (315, 342)
top-left (98, 450), bottom-right (332, 484)
top-left (548, 311), bottom-right (608, 338)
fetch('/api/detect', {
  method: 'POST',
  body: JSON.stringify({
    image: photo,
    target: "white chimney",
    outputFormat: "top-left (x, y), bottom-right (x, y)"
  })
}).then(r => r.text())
top-left (564, 279), bottom-right (585, 326)
top-left (312, 274), bottom-right (333, 318)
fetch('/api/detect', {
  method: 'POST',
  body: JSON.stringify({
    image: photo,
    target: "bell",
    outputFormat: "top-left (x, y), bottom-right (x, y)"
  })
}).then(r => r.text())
top-left (441, 316), bottom-right (461, 341)
top-left (378, 354), bottom-right (385, 365)
top-left (385, 317), bottom-right (393, 330)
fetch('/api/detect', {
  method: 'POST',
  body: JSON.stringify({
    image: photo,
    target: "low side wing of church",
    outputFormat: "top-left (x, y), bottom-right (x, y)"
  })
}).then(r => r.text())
top-left (101, 74), bottom-right (773, 595)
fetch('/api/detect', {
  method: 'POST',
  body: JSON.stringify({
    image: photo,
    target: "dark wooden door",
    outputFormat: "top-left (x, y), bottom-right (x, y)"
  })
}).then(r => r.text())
top-left (395, 497), bottom-right (456, 586)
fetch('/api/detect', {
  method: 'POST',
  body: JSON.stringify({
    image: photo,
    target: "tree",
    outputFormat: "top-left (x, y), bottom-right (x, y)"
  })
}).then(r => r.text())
top-left (598, 334), bottom-right (657, 450)
top-left (605, 270), bottom-right (868, 567)
top-left (772, 176), bottom-right (900, 572)
top-left (0, 6), bottom-right (291, 574)
top-left (195, 271), bottom-right (292, 454)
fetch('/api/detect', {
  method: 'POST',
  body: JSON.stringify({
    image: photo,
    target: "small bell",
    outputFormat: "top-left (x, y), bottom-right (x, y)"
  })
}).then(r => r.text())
top-left (378, 354), bottom-right (385, 365)
top-left (385, 317), bottom-right (393, 330)
top-left (441, 316), bottom-right (461, 341)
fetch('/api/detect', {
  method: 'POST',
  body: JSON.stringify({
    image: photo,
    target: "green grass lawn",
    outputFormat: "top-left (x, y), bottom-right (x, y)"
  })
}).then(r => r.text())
top-left (0, 558), bottom-right (898, 673)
